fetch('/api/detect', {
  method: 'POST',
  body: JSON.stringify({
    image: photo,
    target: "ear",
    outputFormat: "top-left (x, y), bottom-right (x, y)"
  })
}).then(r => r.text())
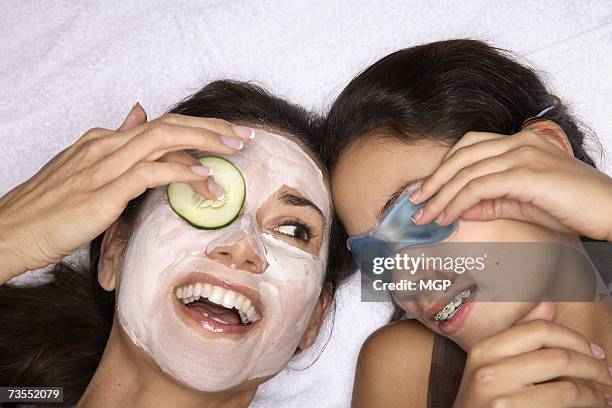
top-left (522, 119), bottom-right (574, 156)
top-left (97, 221), bottom-right (128, 291)
top-left (298, 285), bottom-right (333, 350)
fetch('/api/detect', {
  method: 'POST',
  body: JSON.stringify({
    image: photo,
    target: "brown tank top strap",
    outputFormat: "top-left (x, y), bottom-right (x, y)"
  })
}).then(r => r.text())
top-left (427, 333), bottom-right (467, 408)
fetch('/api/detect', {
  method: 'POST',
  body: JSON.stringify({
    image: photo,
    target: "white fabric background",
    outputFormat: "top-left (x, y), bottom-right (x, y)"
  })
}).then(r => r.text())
top-left (1, 1), bottom-right (611, 407)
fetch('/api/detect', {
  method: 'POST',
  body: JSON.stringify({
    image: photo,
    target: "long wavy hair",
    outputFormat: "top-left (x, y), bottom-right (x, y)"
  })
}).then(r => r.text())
top-left (0, 80), bottom-right (352, 405)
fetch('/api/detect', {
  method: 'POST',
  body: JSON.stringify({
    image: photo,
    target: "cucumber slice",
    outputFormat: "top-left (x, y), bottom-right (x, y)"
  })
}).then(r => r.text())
top-left (167, 156), bottom-right (245, 229)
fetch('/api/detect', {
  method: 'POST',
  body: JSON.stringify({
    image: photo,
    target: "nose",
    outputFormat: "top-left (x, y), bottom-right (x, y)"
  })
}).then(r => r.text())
top-left (206, 237), bottom-right (267, 274)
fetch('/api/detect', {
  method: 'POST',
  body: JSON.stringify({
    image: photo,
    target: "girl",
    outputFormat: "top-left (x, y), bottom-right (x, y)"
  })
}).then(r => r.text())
top-left (325, 40), bottom-right (612, 407)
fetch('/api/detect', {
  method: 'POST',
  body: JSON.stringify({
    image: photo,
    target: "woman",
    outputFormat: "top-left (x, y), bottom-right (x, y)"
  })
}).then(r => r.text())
top-left (0, 80), bottom-right (351, 407)
top-left (324, 40), bottom-right (612, 407)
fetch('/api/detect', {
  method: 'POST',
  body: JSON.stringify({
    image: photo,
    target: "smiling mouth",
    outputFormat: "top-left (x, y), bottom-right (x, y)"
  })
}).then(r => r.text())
top-left (430, 285), bottom-right (477, 323)
top-left (174, 280), bottom-right (262, 328)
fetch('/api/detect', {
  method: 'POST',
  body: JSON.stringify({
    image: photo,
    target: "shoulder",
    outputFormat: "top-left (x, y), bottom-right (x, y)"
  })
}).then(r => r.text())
top-left (352, 319), bottom-right (436, 408)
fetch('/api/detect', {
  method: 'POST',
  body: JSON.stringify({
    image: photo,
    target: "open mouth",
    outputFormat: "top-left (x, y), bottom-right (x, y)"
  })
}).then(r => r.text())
top-left (432, 286), bottom-right (474, 322)
top-left (426, 284), bottom-right (477, 335)
top-left (172, 274), bottom-right (263, 334)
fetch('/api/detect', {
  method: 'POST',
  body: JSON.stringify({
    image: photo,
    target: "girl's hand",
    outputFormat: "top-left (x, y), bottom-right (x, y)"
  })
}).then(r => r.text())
top-left (0, 104), bottom-right (254, 282)
top-left (453, 303), bottom-right (612, 408)
top-left (410, 121), bottom-right (612, 241)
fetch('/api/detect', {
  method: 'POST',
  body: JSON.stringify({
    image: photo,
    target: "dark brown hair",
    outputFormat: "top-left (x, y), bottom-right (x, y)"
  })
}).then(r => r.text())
top-left (322, 39), bottom-right (602, 320)
top-left (0, 80), bottom-right (350, 405)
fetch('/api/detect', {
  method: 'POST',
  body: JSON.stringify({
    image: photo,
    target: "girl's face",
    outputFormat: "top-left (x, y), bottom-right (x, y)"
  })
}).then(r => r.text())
top-left (112, 130), bottom-right (331, 392)
top-left (332, 135), bottom-right (564, 350)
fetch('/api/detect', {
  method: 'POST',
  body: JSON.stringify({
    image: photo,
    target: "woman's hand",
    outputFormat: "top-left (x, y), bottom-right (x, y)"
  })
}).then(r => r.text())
top-left (410, 121), bottom-right (612, 241)
top-left (453, 304), bottom-right (612, 407)
top-left (0, 104), bottom-right (254, 282)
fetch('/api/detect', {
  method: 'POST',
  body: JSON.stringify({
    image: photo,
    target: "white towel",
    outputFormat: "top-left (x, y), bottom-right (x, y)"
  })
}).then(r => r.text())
top-left (1, 1), bottom-right (611, 407)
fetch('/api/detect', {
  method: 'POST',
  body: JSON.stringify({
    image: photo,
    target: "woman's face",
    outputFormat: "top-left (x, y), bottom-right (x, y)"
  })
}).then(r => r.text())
top-left (332, 135), bottom-right (564, 350)
top-left (111, 129), bottom-right (331, 392)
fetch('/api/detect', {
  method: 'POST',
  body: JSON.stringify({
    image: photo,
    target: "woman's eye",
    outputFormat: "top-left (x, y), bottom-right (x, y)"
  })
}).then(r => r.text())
top-left (276, 223), bottom-right (312, 242)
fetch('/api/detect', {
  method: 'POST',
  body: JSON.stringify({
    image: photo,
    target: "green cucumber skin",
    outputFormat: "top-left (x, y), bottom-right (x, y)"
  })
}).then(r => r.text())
top-left (166, 156), bottom-right (245, 230)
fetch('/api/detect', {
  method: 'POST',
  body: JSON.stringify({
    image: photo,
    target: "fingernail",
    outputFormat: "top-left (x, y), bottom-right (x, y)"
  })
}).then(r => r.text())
top-left (591, 343), bottom-right (605, 359)
top-left (412, 208), bottom-right (423, 223)
top-left (409, 188), bottom-right (421, 203)
top-left (207, 177), bottom-right (225, 200)
top-left (435, 212), bottom-right (446, 225)
top-left (220, 135), bottom-right (244, 150)
top-left (608, 366), bottom-right (612, 378)
top-left (190, 165), bottom-right (212, 177)
top-left (232, 125), bottom-right (255, 139)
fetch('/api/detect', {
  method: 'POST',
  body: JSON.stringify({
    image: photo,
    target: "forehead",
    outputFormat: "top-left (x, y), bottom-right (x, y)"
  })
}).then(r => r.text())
top-left (332, 136), bottom-right (448, 235)
top-left (201, 129), bottom-right (331, 216)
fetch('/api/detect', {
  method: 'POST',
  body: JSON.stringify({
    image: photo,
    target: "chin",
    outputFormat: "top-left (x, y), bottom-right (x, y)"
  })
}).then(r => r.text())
top-left (449, 302), bottom-right (538, 350)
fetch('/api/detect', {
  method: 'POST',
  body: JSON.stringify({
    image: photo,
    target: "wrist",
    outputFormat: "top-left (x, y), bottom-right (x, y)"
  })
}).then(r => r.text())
top-left (0, 225), bottom-right (29, 283)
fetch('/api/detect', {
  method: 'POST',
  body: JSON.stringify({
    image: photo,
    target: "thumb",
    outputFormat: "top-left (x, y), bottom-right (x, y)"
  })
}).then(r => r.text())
top-left (514, 300), bottom-right (556, 325)
top-left (117, 102), bottom-right (147, 132)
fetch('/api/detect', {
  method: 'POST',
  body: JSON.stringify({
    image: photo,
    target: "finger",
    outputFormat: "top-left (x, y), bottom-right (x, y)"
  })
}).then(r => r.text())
top-left (90, 122), bottom-right (244, 185)
top-left (79, 114), bottom-right (253, 163)
top-left (159, 114), bottom-right (255, 142)
top-left (116, 102), bottom-right (148, 132)
top-left (412, 134), bottom-right (509, 205)
top-left (469, 319), bottom-right (606, 365)
top-left (458, 198), bottom-right (574, 234)
top-left (493, 348), bottom-right (612, 387)
top-left (492, 381), bottom-right (609, 407)
top-left (415, 130), bottom-right (559, 205)
top-left (414, 151), bottom-right (522, 225)
top-left (115, 114), bottom-right (255, 149)
top-left (515, 301), bottom-right (556, 324)
top-left (158, 151), bottom-right (219, 200)
top-left (423, 165), bottom-right (547, 226)
top-left (97, 161), bottom-right (214, 208)
top-left (442, 131), bottom-right (506, 161)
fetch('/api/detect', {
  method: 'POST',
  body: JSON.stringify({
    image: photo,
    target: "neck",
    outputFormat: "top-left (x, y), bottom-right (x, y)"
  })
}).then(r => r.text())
top-left (78, 323), bottom-right (257, 408)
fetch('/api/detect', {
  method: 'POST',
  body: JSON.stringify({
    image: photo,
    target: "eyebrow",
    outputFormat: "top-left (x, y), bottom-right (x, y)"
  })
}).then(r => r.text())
top-left (279, 191), bottom-right (327, 228)
top-left (378, 178), bottom-right (423, 218)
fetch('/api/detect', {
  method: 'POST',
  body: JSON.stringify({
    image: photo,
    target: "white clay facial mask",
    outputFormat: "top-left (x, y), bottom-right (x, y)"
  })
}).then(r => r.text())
top-left (115, 129), bottom-right (331, 392)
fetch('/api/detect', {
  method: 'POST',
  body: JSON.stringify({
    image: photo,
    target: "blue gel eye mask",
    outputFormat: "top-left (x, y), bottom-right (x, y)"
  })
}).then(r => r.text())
top-left (346, 189), bottom-right (458, 267)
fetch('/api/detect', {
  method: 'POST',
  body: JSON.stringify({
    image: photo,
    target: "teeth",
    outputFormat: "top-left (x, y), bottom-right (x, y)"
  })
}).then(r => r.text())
top-left (434, 288), bottom-right (472, 322)
top-left (174, 282), bottom-right (261, 324)
top-left (193, 283), bottom-right (202, 298)
top-left (208, 286), bottom-right (224, 305)
top-left (201, 283), bottom-right (212, 298)
top-left (222, 291), bottom-right (236, 308)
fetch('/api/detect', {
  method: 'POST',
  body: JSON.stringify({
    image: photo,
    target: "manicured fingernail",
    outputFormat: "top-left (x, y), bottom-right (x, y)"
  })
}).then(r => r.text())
top-left (232, 125), bottom-right (255, 139)
top-left (207, 177), bottom-right (225, 200)
top-left (435, 212), bottom-right (446, 225)
top-left (412, 208), bottom-right (423, 223)
top-left (608, 366), bottom-right (612, 378)
top-left (220, 135), bottom-right (244, 150)
top-left (591, 343), bottom-right (605, 359)
top-left (409, 188), bottom-right (421, 203)
top-left (190, 165), bottom-right (212, 177)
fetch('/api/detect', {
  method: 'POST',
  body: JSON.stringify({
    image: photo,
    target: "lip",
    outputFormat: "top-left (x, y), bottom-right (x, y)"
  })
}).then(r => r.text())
top-left (438, 299), bottom-right (474, 335)
top-left (172, 272), bottom-right (264, 336)
top-left (424, 284), bottom-right (474, 319)
top-left (424, 285), bottom-right (477, 336)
